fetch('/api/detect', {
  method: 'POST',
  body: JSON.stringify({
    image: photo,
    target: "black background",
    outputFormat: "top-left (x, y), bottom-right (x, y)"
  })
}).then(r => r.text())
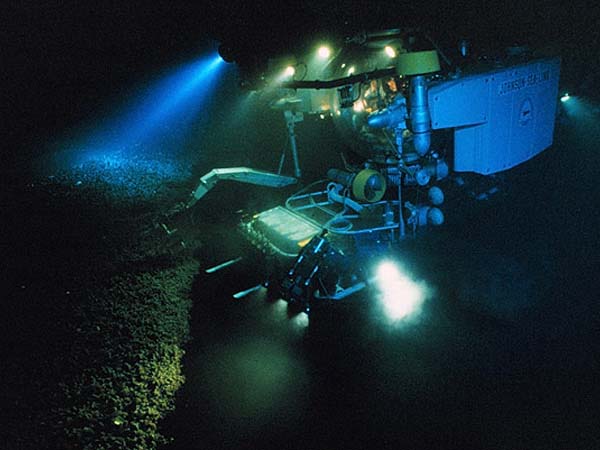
top-left (2, 2), bottom-right (600, 449)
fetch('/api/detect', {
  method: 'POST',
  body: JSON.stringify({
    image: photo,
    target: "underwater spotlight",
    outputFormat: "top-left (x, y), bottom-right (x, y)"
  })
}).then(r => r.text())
top-left (284, 65), bottom-right (295, 77)
top-left (384, 46), bottom-right (396, 58)
top-left (560, 93), bottom-right (570, 102)
top-left (218, 43), bottom-right (236, 63)
top-left (318, 46), bottom-right (331, 59)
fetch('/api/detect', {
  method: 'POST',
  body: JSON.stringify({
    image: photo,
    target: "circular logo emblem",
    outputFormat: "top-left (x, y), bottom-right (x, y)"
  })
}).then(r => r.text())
top-left (519, 98), bottom-right (533, 126)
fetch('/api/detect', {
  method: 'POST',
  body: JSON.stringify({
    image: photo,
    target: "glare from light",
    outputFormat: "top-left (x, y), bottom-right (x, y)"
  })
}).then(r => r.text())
top-left (375, 261), bottom-right (426, 321)
top-left (318, 46), bottom-right (331, 59)
top-left (347, 66), bottom-right (356, 76)
top-left (560, 93), bottom-right (570, 102)
top-left (384, 46), bottom-right (397, 58)
top-left (291, 311), bottom-right (309, 329)
top-left (275, 65), bottom-right (297, 83)
top-left (341, 63), bottom-right (346, 69)
top-left (353, 100), bottom-right (364, 112)
top-left (273, 299), bottom-right (287, 312)
top-left (268, 299), bottom-right (310, 337)
top-left (284, 65), bottom-right (295, 77)
top-left (377, 261), bottom-right (401, 283)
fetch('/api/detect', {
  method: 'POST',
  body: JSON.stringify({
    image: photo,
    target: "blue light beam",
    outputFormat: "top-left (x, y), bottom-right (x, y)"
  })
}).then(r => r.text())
top-left (70, 53), bottom-right (226, 163)
top-left (43, 52), bottom-right (228, 197)
top-left (127, 54), bottom-right (225, 141)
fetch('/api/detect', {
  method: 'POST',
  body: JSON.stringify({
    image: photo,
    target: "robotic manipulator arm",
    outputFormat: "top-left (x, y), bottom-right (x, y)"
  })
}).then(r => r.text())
top-left (187, 167), bottom-right (297, 209)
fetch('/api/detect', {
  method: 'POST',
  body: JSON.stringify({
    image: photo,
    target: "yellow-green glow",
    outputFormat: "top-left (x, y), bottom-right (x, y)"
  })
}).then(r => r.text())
top-left (200, 338), bottom-right (308, 423)
top-left (384, 46), bottom-right (397, 58)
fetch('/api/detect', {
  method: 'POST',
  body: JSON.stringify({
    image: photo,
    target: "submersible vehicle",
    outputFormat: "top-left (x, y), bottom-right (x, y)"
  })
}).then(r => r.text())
top-left (179, 30), bottom-right (560, 319)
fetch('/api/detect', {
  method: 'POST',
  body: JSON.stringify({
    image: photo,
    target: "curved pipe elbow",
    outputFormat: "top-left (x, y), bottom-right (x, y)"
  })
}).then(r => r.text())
top-left (413, 132), bottom-right (431, 156)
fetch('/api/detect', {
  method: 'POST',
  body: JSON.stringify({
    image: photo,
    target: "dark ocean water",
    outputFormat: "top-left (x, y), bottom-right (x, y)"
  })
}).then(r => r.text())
top-left (161, 104), bottom-right (600, 450)
top-left (4, 5), bottom-right (598, 448)
top-left (4, 79), bottom-right (595, 450)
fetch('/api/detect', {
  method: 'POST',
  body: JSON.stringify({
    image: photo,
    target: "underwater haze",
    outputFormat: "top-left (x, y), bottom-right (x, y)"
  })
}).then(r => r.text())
top-left (2, 3), bottom-right (600, 449)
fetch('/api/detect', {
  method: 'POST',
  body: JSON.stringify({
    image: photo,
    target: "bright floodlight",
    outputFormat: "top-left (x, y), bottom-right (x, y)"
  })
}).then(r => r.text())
top-left (384, 46), bottom-right (396, 58)
top-left (284, 65), bottom-right (295, 77)
top-left (377, 261), bottom-right (401, 283)
top-left (560, 93), bottom-right (570, 102)
top-left (347, 66), bottom-right (356, 76)
top-left (318, 46), bottom-right (331, 59)
top-left (375, 261), bottom-right (425, 321)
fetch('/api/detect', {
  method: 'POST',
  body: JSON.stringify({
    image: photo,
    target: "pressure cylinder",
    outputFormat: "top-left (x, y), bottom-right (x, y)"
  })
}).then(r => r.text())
top-left (416, 206), bottom-right (444, 226)
top-left (327, 168), bottom-right (354, 186)
top-left (410, 75), bottom-right (431, 156)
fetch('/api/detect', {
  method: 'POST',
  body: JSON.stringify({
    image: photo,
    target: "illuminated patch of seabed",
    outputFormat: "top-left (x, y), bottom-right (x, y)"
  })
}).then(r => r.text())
top-left (46, 149), bottom-right (193, 199)
top-left (199, 336), bottom-right (308, 430)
